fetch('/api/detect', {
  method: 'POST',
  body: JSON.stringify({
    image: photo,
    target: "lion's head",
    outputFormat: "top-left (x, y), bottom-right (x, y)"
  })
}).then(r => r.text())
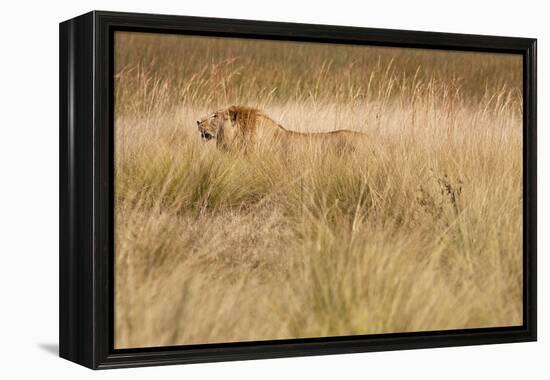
top-left (196, 109), bottom-right (230, 142)
top-left (196, 106), bottom-right (259, 149)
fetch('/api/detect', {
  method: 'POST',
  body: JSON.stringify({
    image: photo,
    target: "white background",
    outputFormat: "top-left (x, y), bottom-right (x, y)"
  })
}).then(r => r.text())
top-left (0, 0), bottom-right (547, 378)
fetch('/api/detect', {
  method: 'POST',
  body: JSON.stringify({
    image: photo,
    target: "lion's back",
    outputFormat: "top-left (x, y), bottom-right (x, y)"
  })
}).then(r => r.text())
top-left (225, 105), bottom-right (366, 152)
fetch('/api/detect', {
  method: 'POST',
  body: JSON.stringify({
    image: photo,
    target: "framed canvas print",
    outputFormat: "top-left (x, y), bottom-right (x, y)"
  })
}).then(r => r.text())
top-left (59, 11), bottom-right (537, 369)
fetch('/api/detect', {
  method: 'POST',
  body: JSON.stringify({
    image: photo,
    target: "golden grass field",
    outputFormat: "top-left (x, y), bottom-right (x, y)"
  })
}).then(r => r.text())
top-left (114, 32), bottom-right (523, 348)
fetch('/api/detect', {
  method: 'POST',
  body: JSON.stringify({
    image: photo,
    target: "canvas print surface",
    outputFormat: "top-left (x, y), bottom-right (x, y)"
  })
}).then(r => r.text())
top-left (114, 31), bottom-right (523, 349)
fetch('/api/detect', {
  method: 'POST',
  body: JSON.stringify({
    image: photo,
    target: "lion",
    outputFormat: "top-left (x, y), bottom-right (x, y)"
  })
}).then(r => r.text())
top-left (196, 105), bottom-right (365, 153)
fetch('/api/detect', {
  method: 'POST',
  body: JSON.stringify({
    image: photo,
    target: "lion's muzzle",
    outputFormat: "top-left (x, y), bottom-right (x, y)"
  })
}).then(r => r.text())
top-left (197, 120), bottom-right (216, 142)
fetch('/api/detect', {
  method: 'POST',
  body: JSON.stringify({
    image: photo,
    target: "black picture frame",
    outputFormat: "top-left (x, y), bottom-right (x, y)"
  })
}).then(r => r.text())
top-left (59, 10), bottom-right (537, 369)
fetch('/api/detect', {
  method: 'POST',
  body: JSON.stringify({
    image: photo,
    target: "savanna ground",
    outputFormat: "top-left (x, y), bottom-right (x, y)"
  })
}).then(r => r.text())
top-left (114, 32), bottom-right (523, 348)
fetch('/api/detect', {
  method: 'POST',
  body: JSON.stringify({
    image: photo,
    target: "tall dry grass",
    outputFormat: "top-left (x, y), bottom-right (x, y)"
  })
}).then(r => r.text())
top-left (114, 32), bottom-right (523, 348)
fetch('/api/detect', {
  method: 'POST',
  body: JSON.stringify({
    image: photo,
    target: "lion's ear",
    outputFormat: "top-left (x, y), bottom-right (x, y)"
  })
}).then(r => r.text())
top-left (228, 106), bottom-right (238, 125)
